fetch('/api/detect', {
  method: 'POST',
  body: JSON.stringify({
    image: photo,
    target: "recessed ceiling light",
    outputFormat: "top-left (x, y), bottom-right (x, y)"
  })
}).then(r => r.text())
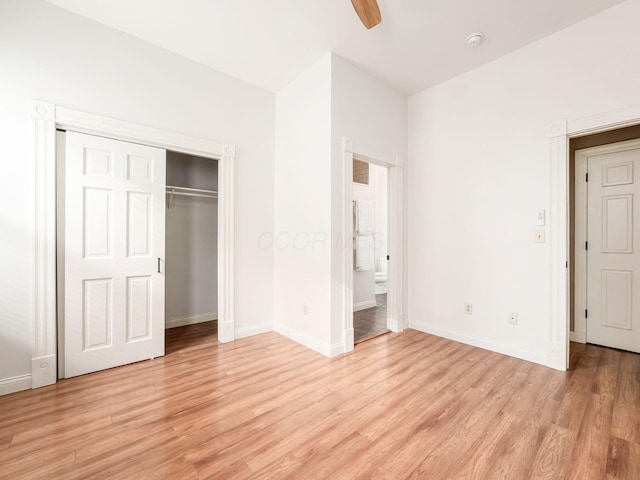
top-left (466, 33), bottom-right (484, 48)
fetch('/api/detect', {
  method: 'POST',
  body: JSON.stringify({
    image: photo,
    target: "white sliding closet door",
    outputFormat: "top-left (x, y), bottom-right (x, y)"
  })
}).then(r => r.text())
top-left (64, 131), bottom-right (166, 378)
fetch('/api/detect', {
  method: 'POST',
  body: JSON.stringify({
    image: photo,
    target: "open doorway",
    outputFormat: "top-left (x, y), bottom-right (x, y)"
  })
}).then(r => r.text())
top-left (342, 137), bottom-right (404, 354)
top-left (352, 159), bottom-right (389, 344)
top-left (548, 107), bottom-right (640, 372)
top-left (569, 124), bottom-right (640, 359)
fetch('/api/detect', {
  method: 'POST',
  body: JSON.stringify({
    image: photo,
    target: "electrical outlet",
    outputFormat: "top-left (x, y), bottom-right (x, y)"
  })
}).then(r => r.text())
top-left (508, 312), bottom-right (518, 325)
top-left (535, 230), bottom-right (545, 243)
top-left (303, 305), bottom-right (309, 315)
top-left (464, 303), bottom-right (473, 315)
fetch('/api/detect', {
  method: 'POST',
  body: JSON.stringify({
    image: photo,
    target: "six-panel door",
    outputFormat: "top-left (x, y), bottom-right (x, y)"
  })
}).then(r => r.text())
top-left (587, 145), bottom-right (640, 353)
top-left (65, 132), bottom-right (166, 377)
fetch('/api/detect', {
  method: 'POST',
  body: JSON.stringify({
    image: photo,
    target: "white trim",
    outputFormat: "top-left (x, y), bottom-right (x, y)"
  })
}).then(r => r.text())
top-left (30, 100), bottom-right (57, 389)
top-left (218, 144), bottom-right (236, 343)
top-left (549, 103), bottom-right (640, 371)
top-left (31, 100), bottom-right (236, 389)
top-left (350, 143), bottom-right (398, 167)
top-left (409, 322), bottom-right (547, 366)
top-left (0, 374), bottom-right (33, 396)
top-left (343, 138), bottom-right (355, 354)
top-left (568, 104), bottom-right (640, 138)
top-left (32, 355), bottom-right (56, 389)
top-left (329, 341), bottom-right (345, 357)
top-left (274, 323), bottom-right (342, 358)
top-left (235, 322), bottom-right (272, 340)
top-left (354, 300), bottom-right (377, 312)
top-left (388, 314), bottom-right (403, 333)
top-left (548, 133), bottom-right (569, 371)
top-left (344, 328), bottom-right (354, 350)
top-left (387, 158), bottom-right (404, 333)
top-left (55, 107), bottom-right (224, 159)
top-left (165, 313), bottom-right (218, 329)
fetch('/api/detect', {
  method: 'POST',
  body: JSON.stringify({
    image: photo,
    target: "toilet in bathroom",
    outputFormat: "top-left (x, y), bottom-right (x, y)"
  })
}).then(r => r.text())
top-left (375, 257), bottom-right (388, 294)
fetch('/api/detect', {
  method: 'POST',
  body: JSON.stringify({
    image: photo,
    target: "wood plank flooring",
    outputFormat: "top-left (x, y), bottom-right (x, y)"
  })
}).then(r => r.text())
top-left (0, 326), bottom-right (639, 479)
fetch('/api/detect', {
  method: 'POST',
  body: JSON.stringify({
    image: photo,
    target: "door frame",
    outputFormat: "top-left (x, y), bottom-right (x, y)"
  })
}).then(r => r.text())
top-left (573, 138), bottom-right (640, 345)
top-left (548, 104), bottom-right (640, 370)
top-left (343, 137), bottom-right (404, 352)
top-left (30, 100), bottom-right (236, 389)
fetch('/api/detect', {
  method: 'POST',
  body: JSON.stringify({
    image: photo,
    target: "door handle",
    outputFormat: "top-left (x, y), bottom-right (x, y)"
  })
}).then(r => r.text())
top-left (157, 258), bottom-right (161, 274)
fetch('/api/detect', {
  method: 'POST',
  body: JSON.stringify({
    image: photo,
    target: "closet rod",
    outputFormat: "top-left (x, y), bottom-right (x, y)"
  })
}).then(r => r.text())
top-left (166, 186), bottom-right (217, 209)
top-left (166, 185), bottom-right (218, 195)
top-left (168, 191), bottom-right (218, 199)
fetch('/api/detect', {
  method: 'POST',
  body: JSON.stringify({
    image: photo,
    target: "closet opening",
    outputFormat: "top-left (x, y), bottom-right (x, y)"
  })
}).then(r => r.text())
top-left (34, 101), bottom-right (234, 388)
top-left (165, 152), bottom-right (219, 354)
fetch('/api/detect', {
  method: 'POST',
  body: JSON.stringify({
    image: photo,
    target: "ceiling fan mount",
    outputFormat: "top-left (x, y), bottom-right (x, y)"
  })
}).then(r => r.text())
top-left (351, 0), bottom-right (382, 29)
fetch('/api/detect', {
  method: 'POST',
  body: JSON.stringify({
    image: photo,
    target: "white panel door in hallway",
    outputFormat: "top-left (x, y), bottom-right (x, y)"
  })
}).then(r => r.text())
top-left (579, 139), bottom-right (640, 353)
top-left (64, 131), bottom-right (166, 377)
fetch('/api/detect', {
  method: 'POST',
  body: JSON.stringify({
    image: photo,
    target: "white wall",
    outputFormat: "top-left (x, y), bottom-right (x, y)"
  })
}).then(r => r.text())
top-left (331, 54), bottom-right (407, 347)
top-left (408, 0), bottom-right (640, 365)
top-left (273, 54), bottom-right (333, 352)
top-left (166, 196), bottom-right (218, 326)
top-left (165, 153), bottom-right (218, 328)
top-left (273, 53), bottom-right (406, 355)
top-left (0, 0), bottom-right (275, 392)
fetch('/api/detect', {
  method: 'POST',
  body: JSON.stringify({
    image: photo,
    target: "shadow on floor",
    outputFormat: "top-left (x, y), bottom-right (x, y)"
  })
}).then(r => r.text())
top-left (165, 320), bottom-right (217, 355)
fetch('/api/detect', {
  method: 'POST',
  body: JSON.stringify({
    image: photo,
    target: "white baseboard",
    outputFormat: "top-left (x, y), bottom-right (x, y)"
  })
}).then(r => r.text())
top-left (329, 340), bottom-right (345, 357)
top-left (165, 313), bottom-right (217, 329)
top-left (235, 322), bottom-right (272, 339)
top-left (0, 374), bottom-right (32, 396)
top-left (354, 299), bottom-right (377, 312)
top-left (409, 321), bottom-right (547, 367)
top-left (274, 323), bottom-right (344, 358)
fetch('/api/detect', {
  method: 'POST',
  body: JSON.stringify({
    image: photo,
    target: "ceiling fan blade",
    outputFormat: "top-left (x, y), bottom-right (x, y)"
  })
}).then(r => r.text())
top-left (351, 0), bottom-right (382, 29)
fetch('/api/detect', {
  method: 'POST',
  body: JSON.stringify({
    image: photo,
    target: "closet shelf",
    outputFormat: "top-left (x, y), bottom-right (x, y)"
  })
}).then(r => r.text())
top-left (166, 185), bottom-right (218, 209)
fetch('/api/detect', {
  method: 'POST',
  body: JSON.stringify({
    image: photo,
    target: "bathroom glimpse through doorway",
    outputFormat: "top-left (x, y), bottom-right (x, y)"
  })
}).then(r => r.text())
top-left (352, 158), bottom-right (390, 344)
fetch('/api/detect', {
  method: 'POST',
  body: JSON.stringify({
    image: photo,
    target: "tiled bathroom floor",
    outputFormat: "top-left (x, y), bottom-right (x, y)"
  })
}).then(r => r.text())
top-left (354, 293), bottom-right (389, 343)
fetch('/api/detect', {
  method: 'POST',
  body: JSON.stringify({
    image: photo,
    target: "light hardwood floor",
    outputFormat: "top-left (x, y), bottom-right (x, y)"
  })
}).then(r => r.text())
top-left (1, 325), bottom-right (639, 479)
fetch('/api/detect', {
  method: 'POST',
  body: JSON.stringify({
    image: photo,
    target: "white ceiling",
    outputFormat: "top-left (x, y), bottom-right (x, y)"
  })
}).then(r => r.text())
top-left (46, 0), bottom-right (626, 95)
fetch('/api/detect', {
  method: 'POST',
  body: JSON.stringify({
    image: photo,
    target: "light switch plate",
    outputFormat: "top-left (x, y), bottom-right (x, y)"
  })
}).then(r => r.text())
top-left (537, 209), bottom-right (546, 226)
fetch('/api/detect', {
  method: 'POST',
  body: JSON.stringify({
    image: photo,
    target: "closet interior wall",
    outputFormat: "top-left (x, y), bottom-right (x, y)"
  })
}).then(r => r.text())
top-left (165, 152), bottom-right (218, 329)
